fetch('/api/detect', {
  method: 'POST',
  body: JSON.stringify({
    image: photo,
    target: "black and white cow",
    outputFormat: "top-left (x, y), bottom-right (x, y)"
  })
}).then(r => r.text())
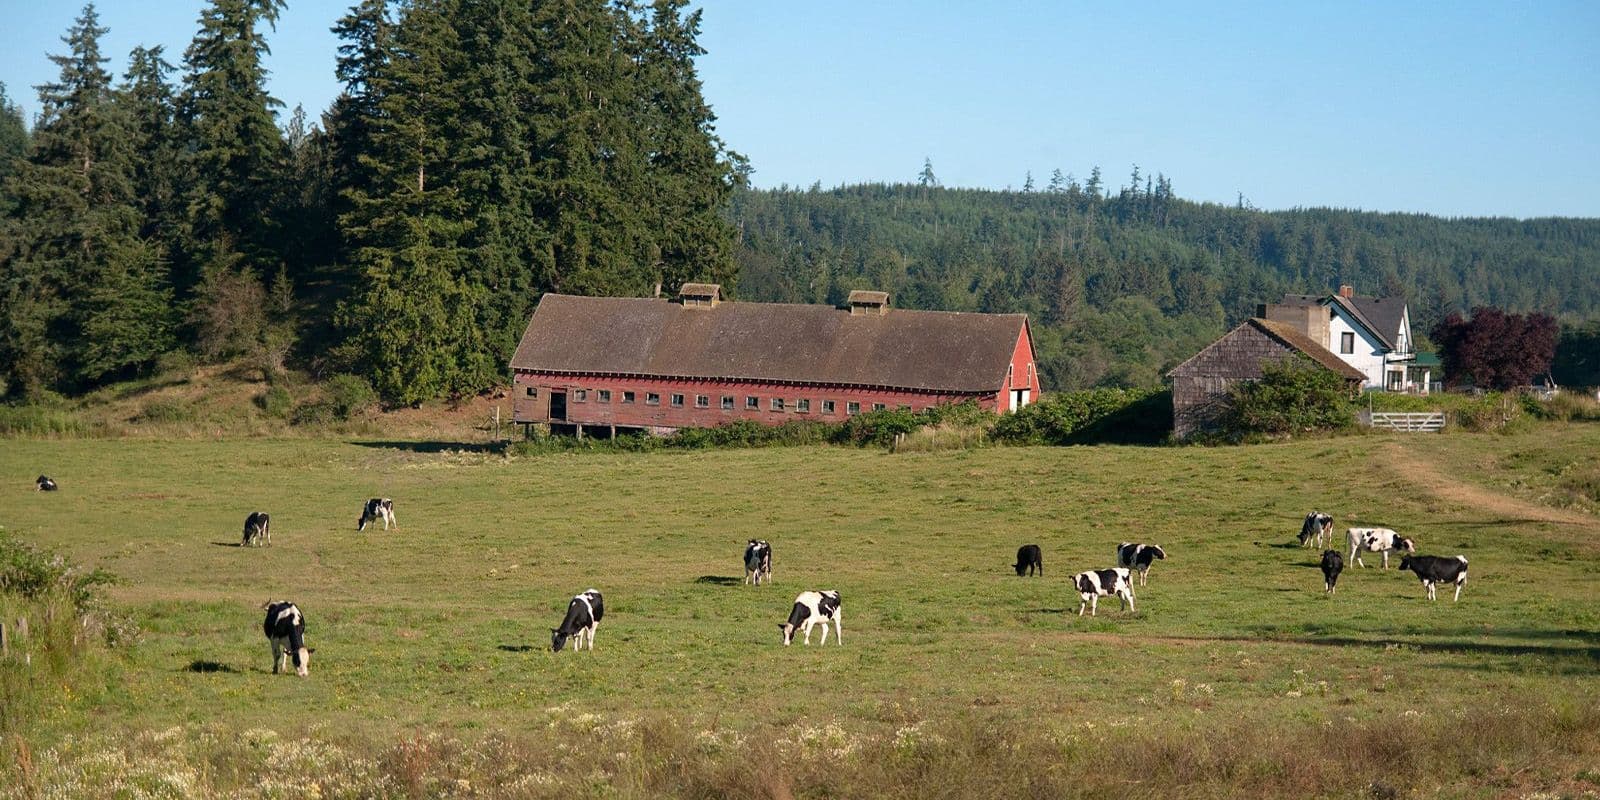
top-left (357, 497), bottom-right (397, 532)
top-left (744, 540), bottom-right (773, 585)
top-left (1299, 512), bottom-right (1333, 548)
top-left (1346, 527), bottom-right (1414, 569)
top-left (1073, 568), bottom-right (1136, 616)
top-left (1014, 544), bottom-right (1043, 577)
top-left (262, 601), bottom-right (311, 677)
top-left (1320, 549), bottom-right (1344, 594)
top-left (551, 589), bottom-right (604, 652)
top-left (1399, 555), bottom-right (1469, 602)
top-left (242, 512), bottom-right (271, 547)
top-left (1115, 542), bottom-right (1166, 587)
top-left (36, 475), bottom-right (58, 491)
top-left (779, 590), bottom-right (842, 646)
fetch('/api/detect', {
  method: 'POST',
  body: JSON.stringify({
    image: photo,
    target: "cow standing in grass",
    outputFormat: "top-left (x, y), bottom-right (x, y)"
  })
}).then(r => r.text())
top-left (1320, 550), bottom-right (1344, 594)
top-left (744, 540), bottom-right (772, 585)
top-left (242, 512), bottom-right (271, 547)
top-left (1115, 543), bottom-right (1165, 588)
top-left (1073, 568), bottom-right (1135, 617)
top-left (357, 498), bottom-right (397, 532)
top-left (36, 475), bottom-right (58, 491)
top-left (1299, 512), bottom-right (1333, 548)
top-left (780, 590), bottom-right (842, 645)
top-left (551, 589), bottom-right (604, 652)
top-left (1399, 555), bottom-right (1469, 601)
top-left (1014, 544), bottom-right (1043, 577)
top-left (262, 601), bottom-right (311, 677)
top-left (1346, 527), bottom-right (1414, 569)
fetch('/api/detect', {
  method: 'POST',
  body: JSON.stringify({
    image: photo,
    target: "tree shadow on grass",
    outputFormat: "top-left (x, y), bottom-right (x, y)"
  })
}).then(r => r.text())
top-left (184, 659), bottom-right (238, 674)
top-left (693, 576), bottom-right (742, 586)
top-left (350, 441), bottom-right (505, 454)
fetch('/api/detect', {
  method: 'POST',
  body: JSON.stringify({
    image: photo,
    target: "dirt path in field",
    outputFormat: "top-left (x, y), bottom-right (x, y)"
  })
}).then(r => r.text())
top-left (1381, 442), bottom-right (1595, 528)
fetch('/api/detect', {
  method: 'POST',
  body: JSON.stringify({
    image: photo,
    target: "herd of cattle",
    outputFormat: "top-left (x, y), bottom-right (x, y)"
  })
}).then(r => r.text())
top-left (29, 475), bottom-right (1473, 679)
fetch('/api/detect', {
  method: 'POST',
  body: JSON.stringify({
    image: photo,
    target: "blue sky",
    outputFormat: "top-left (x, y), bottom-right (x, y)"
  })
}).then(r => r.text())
top-left (2, 1), bottom-right (1596, 218)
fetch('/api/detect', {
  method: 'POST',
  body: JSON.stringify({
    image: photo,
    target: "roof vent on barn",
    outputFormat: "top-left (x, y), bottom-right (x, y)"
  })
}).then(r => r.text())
top-left (847, 290), bottom-right (889, 316)
top-left (679, 282), bottom-right (721, 309)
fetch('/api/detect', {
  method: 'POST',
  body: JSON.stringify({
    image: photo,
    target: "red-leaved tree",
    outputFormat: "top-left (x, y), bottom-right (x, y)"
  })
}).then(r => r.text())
top-left (1433, 307), bottom-right (1559, 390)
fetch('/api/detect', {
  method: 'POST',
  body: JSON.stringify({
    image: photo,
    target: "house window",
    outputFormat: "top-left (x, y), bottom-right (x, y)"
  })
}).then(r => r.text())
top-left (796, 399), bottom-right (811, 413)
top-left (821, 400), bottom-right (836, 414)
top-left (573, 390), bottom-right (587, 402)
top-left (622, 391), bottom-right (636, 404)
top-left (746, 396), bottom-right (759, 410)
top-left (671, 393), bottom-right (684, 407)
top-left (771, 398), bottom-right (785, 412)
top-left (1387, 371), bottom-right (1403, 391)
top-left (696, 395), bottom-right (710, 408)
top-left (847, 401), bottom-right (861, 415)
top-left (721, 396), bottom-right (735, 410)
top-left (873, 403), bottom-right (887, 411)
top-left (597, 390), bottom-right (611, 403)
top-left (1340, 331), bottom-right (1355, 354)
top-left (646, 392), bottom-right (661, 406)
top-left (524, 386), bottom-right (537, 398)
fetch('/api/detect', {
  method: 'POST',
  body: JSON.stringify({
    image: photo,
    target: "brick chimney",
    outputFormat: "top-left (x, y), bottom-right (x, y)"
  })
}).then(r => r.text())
top-left (1338, 284), bottom-right (1354, 298)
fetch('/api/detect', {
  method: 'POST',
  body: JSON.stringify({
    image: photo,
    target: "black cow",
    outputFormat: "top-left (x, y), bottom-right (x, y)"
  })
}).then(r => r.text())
top-left (551, 589), bottom-right (604, 652)
top-left (36, 475), bottom-right (58, 491)
top-left (357, 498), bottom-right (396, 532)
top-left (242, 512), bottom-right (271, 547)
top-left (262, 601), bottom-right (311, 676)
top-left (780, 590), bottom-right (842, 645)
top-left (1299, 512), bottom-right (1333, 548)
top-left (1115, 542), bottom-right (1166, 587)
top-left (744, 540), bottom-right (773, 585)
top-left (1320, 549), bottom-right (1344, 594)
top-left (1399, 555), bottom-right (1469, 601)
top-left (1014, 544), bottom-right (1043, 576)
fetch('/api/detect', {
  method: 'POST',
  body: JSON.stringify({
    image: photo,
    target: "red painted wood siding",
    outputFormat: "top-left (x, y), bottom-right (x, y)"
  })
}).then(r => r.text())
top-left (993, 326), bottom-right (1041, 409)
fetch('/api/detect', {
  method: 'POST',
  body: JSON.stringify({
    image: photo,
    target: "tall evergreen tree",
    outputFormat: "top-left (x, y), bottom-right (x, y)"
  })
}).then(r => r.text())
top-left (0, 83), bottom-right (28, 199)
top-left (120, 45), bottom-right (183, 244)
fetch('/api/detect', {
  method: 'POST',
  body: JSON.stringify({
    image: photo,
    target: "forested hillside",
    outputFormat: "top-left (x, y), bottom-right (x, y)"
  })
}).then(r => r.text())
top-left (730, 180), bottom-right (1600, 389)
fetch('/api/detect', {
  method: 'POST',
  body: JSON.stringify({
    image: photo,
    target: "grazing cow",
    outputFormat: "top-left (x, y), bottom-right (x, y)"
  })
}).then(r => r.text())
top-left (35, 475), bottom-right (58, 491)
top-left (1346, 527), bottom-right (1414, 569)
top-left (1014, 544), bottom-right (1043, 577)
top-left (262, 601), bottom-right (311, 677)
top-left (1399, 555), bottom-right (1469, 602)
top-left (1320, 549), bottom-right (1344, 594)
top-left (1115, 542), bottom-right (1166, 587)
top-left (357, 498), bottom-right (397, 532)
top-left (744, 540), bottom-right (773, 585)
top-left (779, 590), bottom-right (842, 646)
top-left (1299, 512), bottom-right (1333, 548)
top-left (551, 589), bottom-right (604, 652)
top-left (1073, 568), bottom-right (1136, 616)
top-left (242, 512), bottom-right (271, 547)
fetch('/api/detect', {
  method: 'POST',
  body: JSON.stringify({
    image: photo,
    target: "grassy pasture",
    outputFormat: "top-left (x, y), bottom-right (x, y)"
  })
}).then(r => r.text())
top-left (1, 427), bottom-right (1598, 796)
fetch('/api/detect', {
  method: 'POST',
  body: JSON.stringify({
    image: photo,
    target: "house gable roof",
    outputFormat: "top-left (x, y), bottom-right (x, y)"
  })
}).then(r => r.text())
top-left (510, 294), bottom-right (1028, 393)
top-left (1279, 291), bottom-right (1407, 351)
top-left (1168, 318), bottom-right (1366, 381)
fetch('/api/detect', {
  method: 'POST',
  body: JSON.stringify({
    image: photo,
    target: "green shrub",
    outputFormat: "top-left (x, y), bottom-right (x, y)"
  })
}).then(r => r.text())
top-left (254, 385), bottom-right (293, 419)
top-left (154, 349), bottom-right (196, 377)
top-left (1451, 393), bottom-right (1528, 433)
top-left (324, 374), bottom-right (377, 419)
top-left (0, 405), bottom-right (92, 437)
top-left (1531, 390), bottom-right (1600, 422)
top-left (136, 398), bottom-right (193, 424)
top-left (991, 388), bottom-right (1162, 445)
top-left (1221, 356), bottom-right (1356, 438)
top-left (290, 401), bottom-right (339, 426)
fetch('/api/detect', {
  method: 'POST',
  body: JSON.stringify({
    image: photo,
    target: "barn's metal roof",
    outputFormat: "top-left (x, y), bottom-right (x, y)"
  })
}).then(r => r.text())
top-left (510, 294), bottom-right (1029, 393)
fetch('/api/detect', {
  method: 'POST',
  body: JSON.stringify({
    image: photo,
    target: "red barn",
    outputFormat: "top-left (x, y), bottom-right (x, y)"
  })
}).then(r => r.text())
top-left (509, 285), bottom-right (1040, 436)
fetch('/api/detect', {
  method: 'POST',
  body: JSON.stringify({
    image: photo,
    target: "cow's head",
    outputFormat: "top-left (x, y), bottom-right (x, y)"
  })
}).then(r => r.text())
top-left (1150, 546), bottom-right (1166, 560)
top-left (778, 622), bottom-right (796, 646)
top-left (1398, 537), bottom-right (1416, 553)
top-left (1398, 555), bottom-right (1415, 573)
top-left (1013, 561), bottom-right (1028, 576)
top-left (291, 646), bottom-right (312, 677)
top-left (550, 628), bottom-right (569, 652)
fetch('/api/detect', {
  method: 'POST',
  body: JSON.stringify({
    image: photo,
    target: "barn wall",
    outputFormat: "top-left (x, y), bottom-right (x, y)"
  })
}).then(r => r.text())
top-left (996, 327), bottom-right (1042, 410)
top-left (512, 371), bottom-right (997, 429)
top-left (1169, 325), bottom-right (1300, 439)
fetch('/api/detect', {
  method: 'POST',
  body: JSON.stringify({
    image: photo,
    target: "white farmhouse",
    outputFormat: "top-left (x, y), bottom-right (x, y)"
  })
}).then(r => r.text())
top-left (1261, 286), bottom-right (1433, 393)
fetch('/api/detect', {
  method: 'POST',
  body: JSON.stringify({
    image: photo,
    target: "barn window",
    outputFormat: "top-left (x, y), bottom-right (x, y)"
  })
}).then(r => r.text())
top-left (746, 396), bottom-right (759, 409)
top-left (623, 391), bottom-right (636, 404)
top-left (524, 386), bottom-right (537, 398)
top-left (646, 392), bottom-right (661, 405)
top-left (573, 390), bottom-right (587, 402)
top-left (796, 399), bottom-right (811, 413)
top-left (1340, 331), bottom-right (1355, 354)
top-left (771, 398), bottom-right (785, 411)
top-left (671, 393), bottom-right (684, 407)
top-left (696, 395), bottom-right (710, 408)
top-left (597, 390), bottom-right (611, 403)
top-left (873, 403), bottom-right (887, 411)
top-left (846, 401), bottom-right (861, 415)
top-left (721, 396), bottom-right (734, 410)
top-left (822, 400), bottom-right (836, 414)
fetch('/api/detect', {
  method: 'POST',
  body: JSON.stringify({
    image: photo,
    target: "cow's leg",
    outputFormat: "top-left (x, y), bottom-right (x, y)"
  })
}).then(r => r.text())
top-left (1381, 551), bottom-right (1389, 570)
top-left (802, 620), bottom-right (814, 645)
top-left (817, 621), bottom-right (829, 646)
top-left (1090, 595), bottom-right (1098, 617)
top-left (588, 623), bottom-right (597, 650)
top-left (1453, 577), bottom-right (1464, 602)
top-left (1077, 598), bottom-right (1086, 616)
top-left (833, 609), bottom-right (842, 645)
top-left (270, 640), bottom-right (281, 673)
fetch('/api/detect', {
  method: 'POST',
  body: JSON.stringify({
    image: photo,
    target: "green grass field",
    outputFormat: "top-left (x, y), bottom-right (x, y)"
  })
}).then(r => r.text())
top-left (2, 427), bottom-right (1598, 797)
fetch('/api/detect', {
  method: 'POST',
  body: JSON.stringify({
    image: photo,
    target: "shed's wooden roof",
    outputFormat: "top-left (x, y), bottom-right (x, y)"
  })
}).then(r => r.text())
top-left (1168, 318), bottom-right (1366, 381)
top-left (510, 294), bottom-right (1028, 393)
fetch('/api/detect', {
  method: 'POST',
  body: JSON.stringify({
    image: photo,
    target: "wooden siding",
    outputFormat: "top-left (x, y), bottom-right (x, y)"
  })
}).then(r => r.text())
top-left (1170, 324), bottom-right (1307, 439)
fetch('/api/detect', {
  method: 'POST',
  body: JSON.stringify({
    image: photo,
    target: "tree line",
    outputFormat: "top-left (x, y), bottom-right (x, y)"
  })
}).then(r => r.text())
top-left (0, 0), bottom-right (741, 404)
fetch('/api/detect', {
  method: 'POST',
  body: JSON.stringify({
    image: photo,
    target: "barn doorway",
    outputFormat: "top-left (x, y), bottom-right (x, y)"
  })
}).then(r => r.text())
top-left (549, 390), bottom-right (568, 422)
top-left (1010, 388), bottom-right (1031, 411)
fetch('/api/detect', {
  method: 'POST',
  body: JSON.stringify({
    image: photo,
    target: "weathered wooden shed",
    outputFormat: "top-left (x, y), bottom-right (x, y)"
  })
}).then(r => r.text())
top-left (1167, 318), bottom-right (1365, 440)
